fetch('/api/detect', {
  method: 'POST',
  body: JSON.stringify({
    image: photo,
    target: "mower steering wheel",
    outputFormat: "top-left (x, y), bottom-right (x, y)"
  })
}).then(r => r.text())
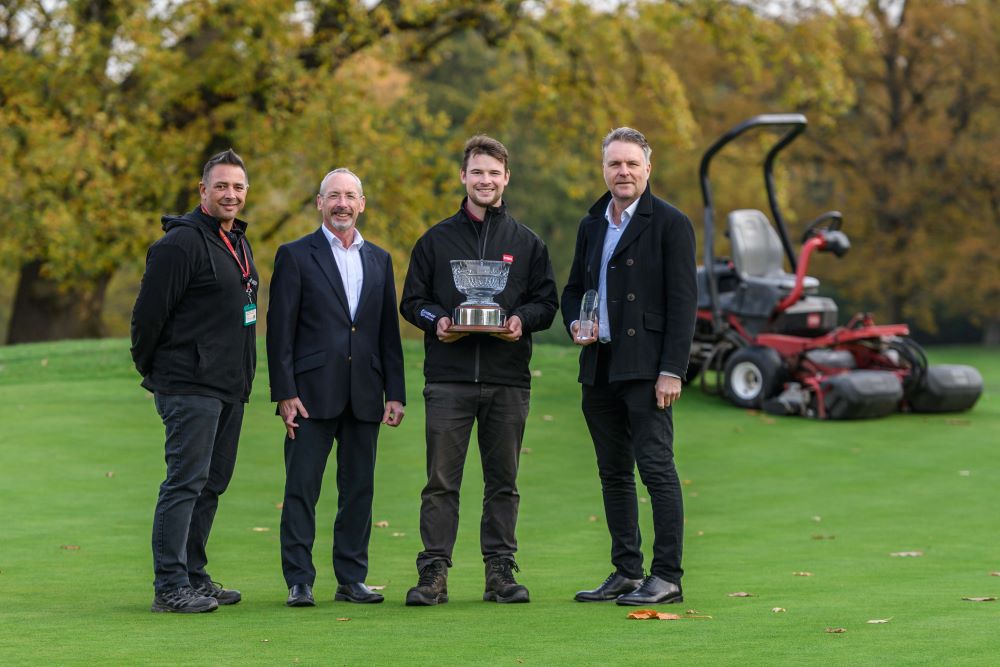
top-left (801, 211), bottom-right (843, 243)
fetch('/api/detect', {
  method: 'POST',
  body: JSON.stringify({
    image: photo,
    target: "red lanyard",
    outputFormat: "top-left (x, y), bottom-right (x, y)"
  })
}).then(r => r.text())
top-left (218, 230), bottom-right (252, 295)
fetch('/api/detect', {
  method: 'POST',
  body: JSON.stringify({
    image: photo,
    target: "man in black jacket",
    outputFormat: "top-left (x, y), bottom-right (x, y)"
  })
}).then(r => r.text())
top-left (400, 135), bottom-right (558, 606)
top-left (562, 128), bottom-right (697, 606)
top-left (131, 149), bottom-right (258, 614)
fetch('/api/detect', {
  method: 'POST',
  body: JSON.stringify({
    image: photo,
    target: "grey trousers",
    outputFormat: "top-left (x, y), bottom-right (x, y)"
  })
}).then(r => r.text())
top-left (152, 393), bottom-right (243, 592)
top-left (415, 382), bottom-right (530, 572)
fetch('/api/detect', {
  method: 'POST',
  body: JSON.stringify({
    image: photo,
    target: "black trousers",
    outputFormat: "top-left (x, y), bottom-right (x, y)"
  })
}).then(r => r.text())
top-left (280, 410), bottom-right (379, 587)
top-left (416, 382), bottom-right (530, 572)
top-left (152, 393), bottom-right (243, 593)
top-left (581, 344), bottom-right (684, 584)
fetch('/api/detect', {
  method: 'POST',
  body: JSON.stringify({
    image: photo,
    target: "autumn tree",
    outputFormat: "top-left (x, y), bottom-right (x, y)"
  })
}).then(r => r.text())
top-left (0, 0), bottom-right (524, 343)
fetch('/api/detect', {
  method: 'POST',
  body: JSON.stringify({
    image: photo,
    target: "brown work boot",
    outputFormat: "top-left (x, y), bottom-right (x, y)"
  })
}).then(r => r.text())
top-left (405, 560), bottom-right (449, 606)
top-left (483, 557), bottom-right (530, 603)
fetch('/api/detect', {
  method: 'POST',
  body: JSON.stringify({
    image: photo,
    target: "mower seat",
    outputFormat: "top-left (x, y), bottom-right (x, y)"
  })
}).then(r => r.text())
top-left (728, 209), bottom-right (819, 294)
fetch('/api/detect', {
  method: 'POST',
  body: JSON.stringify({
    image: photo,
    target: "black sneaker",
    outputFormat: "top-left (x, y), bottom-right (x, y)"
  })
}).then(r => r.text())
top-left (405, 561), bottom-right (449, 606)
top-left (192, 580), bottom-right (242, 605)
top-left (484, 557), bottom-right (529, 603)
top-left (151, 586), bottom-right (219, 613)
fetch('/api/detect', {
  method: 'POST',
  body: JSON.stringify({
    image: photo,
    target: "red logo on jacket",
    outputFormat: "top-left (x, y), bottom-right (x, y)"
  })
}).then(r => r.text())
top-left (502, 254), bottom-right (514, 263)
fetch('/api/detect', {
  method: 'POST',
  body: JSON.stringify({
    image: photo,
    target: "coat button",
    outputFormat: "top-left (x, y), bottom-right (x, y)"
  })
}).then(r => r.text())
top-left (626, 293), bottom-right (636, 302)
top-left (627, 328), bottom-right (636, 336)
top-left (348, 356), bottom-right (352, 363)
top-left (626, 258), bottom-right (634, 266)
top-left (351, 326), bottom-right (357, 333)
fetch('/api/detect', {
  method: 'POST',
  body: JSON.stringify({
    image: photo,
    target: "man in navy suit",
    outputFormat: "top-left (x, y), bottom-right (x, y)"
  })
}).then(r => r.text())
top-left (562, 128), bottom-right (697, 606)
top-left (267, 168), bottom-right (405, 607)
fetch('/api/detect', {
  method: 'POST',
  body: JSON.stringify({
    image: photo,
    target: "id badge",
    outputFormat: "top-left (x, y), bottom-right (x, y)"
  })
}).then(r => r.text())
top-left (243, 303), bottom-right (257, 327)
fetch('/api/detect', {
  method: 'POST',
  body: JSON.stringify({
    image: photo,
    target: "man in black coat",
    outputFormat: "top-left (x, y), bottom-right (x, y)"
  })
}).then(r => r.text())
top-left (400, 135), bottom-right (558, 606)
top-left (561, 127), bottom-right (697, 606)
top-left (131, 149), bottom-right (258, 613)
top-left (267, 168), bottom-right (405, 608)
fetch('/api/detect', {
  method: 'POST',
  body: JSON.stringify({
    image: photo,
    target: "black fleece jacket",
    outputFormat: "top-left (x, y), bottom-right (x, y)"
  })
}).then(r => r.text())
top-left (130, 206), bottom-right (258, 403)
top-left (400, 199), bottom-right (558, 388)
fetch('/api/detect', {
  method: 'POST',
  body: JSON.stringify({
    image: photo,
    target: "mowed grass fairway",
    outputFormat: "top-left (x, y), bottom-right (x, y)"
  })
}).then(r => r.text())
top-left (0, 339), bottom-right (998, 666)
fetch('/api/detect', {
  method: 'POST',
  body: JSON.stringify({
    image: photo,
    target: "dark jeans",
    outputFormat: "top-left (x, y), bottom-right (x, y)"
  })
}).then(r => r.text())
top-left (416, 382), bottom-right (530, 572)
top-left (152, 393), bottom-right (243, 593)
top-left (581, 344), bottom-right (684, 584)
top-left (280, 412), bottom-right (379, 587)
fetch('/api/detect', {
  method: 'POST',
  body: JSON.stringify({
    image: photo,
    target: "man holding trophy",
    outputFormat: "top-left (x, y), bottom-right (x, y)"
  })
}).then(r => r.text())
top-left (400, 135), bottom-right (558, 606)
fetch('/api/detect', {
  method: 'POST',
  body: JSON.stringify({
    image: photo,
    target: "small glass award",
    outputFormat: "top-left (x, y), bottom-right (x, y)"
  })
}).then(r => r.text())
top-left (576, 289), bottom-right (599, 340)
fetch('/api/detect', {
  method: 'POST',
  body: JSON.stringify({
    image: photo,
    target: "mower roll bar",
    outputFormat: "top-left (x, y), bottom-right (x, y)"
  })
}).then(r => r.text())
top-left (698, 113), bottom-right (808, 331)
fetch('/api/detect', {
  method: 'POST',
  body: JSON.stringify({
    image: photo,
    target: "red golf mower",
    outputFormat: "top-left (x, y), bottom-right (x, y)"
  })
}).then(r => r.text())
top-left (689, 114), bottom-right (982, 419)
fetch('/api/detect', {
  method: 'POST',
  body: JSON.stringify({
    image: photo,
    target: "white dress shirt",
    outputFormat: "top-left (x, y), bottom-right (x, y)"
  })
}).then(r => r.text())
top-left (321, 225), bottom-right (365, 320)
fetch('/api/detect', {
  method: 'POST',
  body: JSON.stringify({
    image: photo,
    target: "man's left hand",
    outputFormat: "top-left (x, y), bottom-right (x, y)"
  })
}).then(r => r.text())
top-left (493, 315), bottom-right (523, 342)
top-left (382, 400), bottom-right (405, 427)
top-left (655, 375), bottom-right (682, 410)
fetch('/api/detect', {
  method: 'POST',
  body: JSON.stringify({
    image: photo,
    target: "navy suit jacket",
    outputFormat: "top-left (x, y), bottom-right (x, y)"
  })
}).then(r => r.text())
top-left (561, 186), bottom-right (697, 385)
top-left (266, 228), bottom-right (405, 422)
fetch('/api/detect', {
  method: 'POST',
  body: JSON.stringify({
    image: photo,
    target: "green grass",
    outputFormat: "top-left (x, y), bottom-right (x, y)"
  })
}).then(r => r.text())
top-left (0, 339), bottom-right (998, 666)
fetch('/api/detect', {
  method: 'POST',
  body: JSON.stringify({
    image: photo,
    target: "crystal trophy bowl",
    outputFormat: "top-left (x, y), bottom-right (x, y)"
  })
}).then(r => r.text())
top-left (449, 259), bottom-right (509, 330)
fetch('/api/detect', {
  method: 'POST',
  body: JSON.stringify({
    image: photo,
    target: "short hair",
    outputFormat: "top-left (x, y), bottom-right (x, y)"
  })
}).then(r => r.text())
top-left (319, 168), bottom-right (364, 197)
top-left (462, 135), bottom-right (509, 172)
top-left (202, 148), bottom-right (248, 184)
top-left (602, 127), bottom-right (652, 164)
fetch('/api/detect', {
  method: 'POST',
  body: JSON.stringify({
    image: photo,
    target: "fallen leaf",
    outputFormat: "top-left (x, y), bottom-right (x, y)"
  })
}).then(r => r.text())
top-left (275, 502), bottom-right (284, 509)
top-left (945, 419), bottom-right (970, 426)
top-left (368, 585), bottom-right (386, 591)
top-left (522, 448), bottom-right (533, 454)
top-left (60, 545), bottom-right (80, 551)
top-left (760, 416), bottom-right (776, 425)
top-left (531, 370), bottom-right (542, 377)
top-left (542, 415), bottom-right (554, 421)
top-left (392, 532), bottom-right (406, 537)
top-left (958, 470), bottom-right (971, 477)
top-left (681, 479), bottom-right (694, 486)
top-left (588, 515), bottom-right (598, 522)
top-left (105, 471), bottom-right (115, 478)
top-left (261, 639), bottom-right (270, 643)
top-left (793, 572), bottom-right (814, 577)
top-left (825, 627), bottom-right (847, 634)
top-left (374, 520), bottom-right (389, 528)
top-left (772, 607), bottom-right (786, 613)
top-left (990, 572), bottom-right (1000, 577)
top-left (890, 551), bottom-right (923, 557)
top-left (962, 597), bottom-right (997, 602)
top-left (867, 618), bottom-right (892, 624)
top-left (811, 534), bottom-right (836, 540)
top-left (696, 531), bottom-right (705, 536)
top-left (685, 609), bottom-right (703, 615)
top-left (252, 526), bottom-right (270, 532)
top-left (812, 516), bottom-right (822, 523)
top-left (638, 497), bottom-right (648, 504)
top-left (336, 617), bottom-right (351, 621)
top-left (627, 609), bottom-right (680, 620)
top-left (728, 592), bottom-right (754, 597)
top-left (41, 358), bottom-right (49, 367)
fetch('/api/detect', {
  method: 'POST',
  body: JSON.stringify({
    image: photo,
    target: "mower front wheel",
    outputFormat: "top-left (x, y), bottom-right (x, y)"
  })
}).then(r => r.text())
top-left (723, 346), bottom-right (786, 409)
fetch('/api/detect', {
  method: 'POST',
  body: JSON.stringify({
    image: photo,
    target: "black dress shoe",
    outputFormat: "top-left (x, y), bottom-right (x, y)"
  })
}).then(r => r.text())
top-left (575, 572), bottom-right (643, 602)
top-left (616, 575), bottom-right (683, 606)
top-left (286, 583), bottom-right (315, 607)
top-left (335, 582), bottom-right (384, 604)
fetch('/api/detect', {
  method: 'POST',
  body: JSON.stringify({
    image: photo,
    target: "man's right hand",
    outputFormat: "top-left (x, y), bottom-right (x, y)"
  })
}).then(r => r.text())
top-left (278, 397), bottom-right (309, 440)
top-left (436, 316), bottom-right (467, 343)
top-left (570, 320), bottom-right (598, 346)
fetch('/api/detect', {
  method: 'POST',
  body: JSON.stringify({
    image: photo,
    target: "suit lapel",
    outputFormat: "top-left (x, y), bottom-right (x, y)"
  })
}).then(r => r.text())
top-left (356, 243), bottom-right (378, 318)
top-left (586, 217), bottom-right (607, 287)
top-left (310, 229), bottom-right (350, 315)
top-left (611, 212), bottom-right (649, 260)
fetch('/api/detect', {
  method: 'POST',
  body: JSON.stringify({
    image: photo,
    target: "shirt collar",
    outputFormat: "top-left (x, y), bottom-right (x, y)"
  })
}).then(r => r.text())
top-left (604, 197), bottom-right (640, 229)
top-left (321, 224), bottom-right (365, 250)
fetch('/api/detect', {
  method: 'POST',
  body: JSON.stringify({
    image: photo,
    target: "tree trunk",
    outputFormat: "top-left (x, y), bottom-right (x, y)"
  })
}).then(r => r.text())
top-left (6, 261), bottom-right (112, 344)
top-left (983, 319), bottom-right (1000, 346)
